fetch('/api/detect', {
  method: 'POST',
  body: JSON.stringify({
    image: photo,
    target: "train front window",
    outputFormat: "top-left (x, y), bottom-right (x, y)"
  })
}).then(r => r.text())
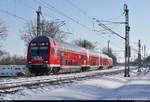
top-left (39, 46), bottom-right (48, 57)
top-left (30, 47), bottom-right (38, 57)
top-left (29, 42), bottom-right (49, 58)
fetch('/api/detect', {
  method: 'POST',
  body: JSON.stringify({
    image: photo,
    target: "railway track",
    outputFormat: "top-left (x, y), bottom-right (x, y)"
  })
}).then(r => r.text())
top-left (0, 66), bottom-right (137, 94)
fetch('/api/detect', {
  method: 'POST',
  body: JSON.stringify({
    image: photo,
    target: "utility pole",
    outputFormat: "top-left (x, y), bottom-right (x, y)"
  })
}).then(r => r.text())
top-left (36, 6), bottom-right (42, 36)
top-left (144, 45), bottom-right (146, 60)
top-left (82, 40), bottom-right (86, 48)
top-left (84, 40), bottom-right (87, 48)
top-left (143, 45), bottom-right (146, 68)
top-left (93, 4), bottom-right (131, 77)
top-left (108, 40), bottom-right (110, 56)
top-left (138, 40), bottom-right (141, 72)
top-left (124, 4), bottom-right (130, 77)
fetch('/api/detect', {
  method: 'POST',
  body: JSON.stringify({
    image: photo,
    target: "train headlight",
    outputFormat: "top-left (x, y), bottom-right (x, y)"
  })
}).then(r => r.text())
top-left (28, 61), bottom-right (32, 64)
top-left (44, 61), bottom-right (48, 64)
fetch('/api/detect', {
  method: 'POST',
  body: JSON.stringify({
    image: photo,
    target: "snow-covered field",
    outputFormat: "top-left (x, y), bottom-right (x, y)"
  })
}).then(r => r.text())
top-left (0, 65), bottom-right (29, 76)
top-left (1, 66), bottom-right (150, 100)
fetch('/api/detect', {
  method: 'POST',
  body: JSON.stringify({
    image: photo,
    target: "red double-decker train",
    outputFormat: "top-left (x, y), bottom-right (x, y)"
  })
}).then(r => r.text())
top-left (26, 36), bottom-right (113, 75)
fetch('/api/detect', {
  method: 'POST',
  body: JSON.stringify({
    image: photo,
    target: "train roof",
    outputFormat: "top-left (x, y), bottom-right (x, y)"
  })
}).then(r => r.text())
top-left (88, 50), bottom-right (99, 57)
top-left (30, 36), bottom-right (52, 44)
top-left (101, 54), bottom-right (109, 58)
top-left (58, 41), bottom-right (86, 53)
top-left (30, 36), bottom-right (111, 58)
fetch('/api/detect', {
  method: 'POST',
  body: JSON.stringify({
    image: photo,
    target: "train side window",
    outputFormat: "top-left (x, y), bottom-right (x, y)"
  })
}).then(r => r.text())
top-left (52, 48), bottom-right (55, 55)
top-left (74, 60), bottom-right (76, 65)
top-left (57, 50), bottom-right (60, 56)
top-left (94, 62), bottom-right (96, 65)
top-left (68, 60), bottom-right (70, 65)
top-left (90, 57), bottom-right (92, 65)
top-left (65, 60), bottom-right (68, 65)
top-left (71, 60), bottom-right (72, 65)
top-left (81, 55), bottom-right (83, 59)
top-left (75, 60), bottom-right (78, 65)
top-left (79, 56), bottom-right (81, 64)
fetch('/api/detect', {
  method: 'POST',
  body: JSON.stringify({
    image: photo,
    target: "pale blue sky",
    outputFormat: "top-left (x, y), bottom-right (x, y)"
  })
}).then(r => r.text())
top-left (0, 0), bottom-right (150, 62)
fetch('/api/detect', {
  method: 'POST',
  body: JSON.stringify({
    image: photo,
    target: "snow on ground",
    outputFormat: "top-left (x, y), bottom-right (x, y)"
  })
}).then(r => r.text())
top-left (0, 65), bottom-right (29, 76)
top-left (1, 66), bottom-right (150, 100)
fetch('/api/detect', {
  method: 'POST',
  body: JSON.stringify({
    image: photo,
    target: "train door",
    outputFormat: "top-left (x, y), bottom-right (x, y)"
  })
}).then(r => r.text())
top-left (79, 55), bottom-right (81, 65)
top-left (100, 57), bottom-right (103, 66)
top-left (90, 57), bottom-right (92, 65)
top-left (81, 55), bottom-right (84, 65)
top-left (60, 52), bottom-right (64, 66)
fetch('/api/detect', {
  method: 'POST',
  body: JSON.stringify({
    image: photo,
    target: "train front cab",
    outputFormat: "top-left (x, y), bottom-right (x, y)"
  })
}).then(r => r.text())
top-left (26, 36), bottom-right (52, 75)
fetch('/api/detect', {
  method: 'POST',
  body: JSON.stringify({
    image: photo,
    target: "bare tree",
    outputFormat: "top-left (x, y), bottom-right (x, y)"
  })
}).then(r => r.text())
top-left (0, 50), bottom-right (3, 56)
top-left (0, 19), bottom-right (7, 58)
top-left (0, 52), bottom-right (26, 65)
top-left (20, 19), bottom-right (70, 46)
top-left (72, 38), bottom-right (95, 50)
top-left (0, 51), bottom-right (10, 64)
top-left (0, 20), bottom-right (7, 40)
top-left (102, 47), bottom-right (117, 65)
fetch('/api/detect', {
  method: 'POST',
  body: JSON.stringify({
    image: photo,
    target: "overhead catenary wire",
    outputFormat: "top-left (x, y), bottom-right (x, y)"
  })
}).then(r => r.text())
top-left (94, 18), bottom-right (125, 40)
top-left (97, 32), bottom-right (136, 59)
top-left (96, 24), bottom-right (124, 49)
top-left (101, 20), bottom-right (126, 24)
top-left (66, 0), bottom-right (125, 25)
top-left (17, 0), bottom-right (37, 12)
top-left (102, 15), bottom-right (124, 21)
top-left (65, 0), bottom-right (125, 32)
top-left (65, 0), bottom-right (92, 20)
top-left (96, 31), bottom-right (125, 51)
top-left (0, 9), bottom-right (28, 22)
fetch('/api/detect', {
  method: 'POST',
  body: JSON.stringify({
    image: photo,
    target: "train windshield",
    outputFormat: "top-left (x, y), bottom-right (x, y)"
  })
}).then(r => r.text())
top-left (29, 42), bottom-right (49, 58)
